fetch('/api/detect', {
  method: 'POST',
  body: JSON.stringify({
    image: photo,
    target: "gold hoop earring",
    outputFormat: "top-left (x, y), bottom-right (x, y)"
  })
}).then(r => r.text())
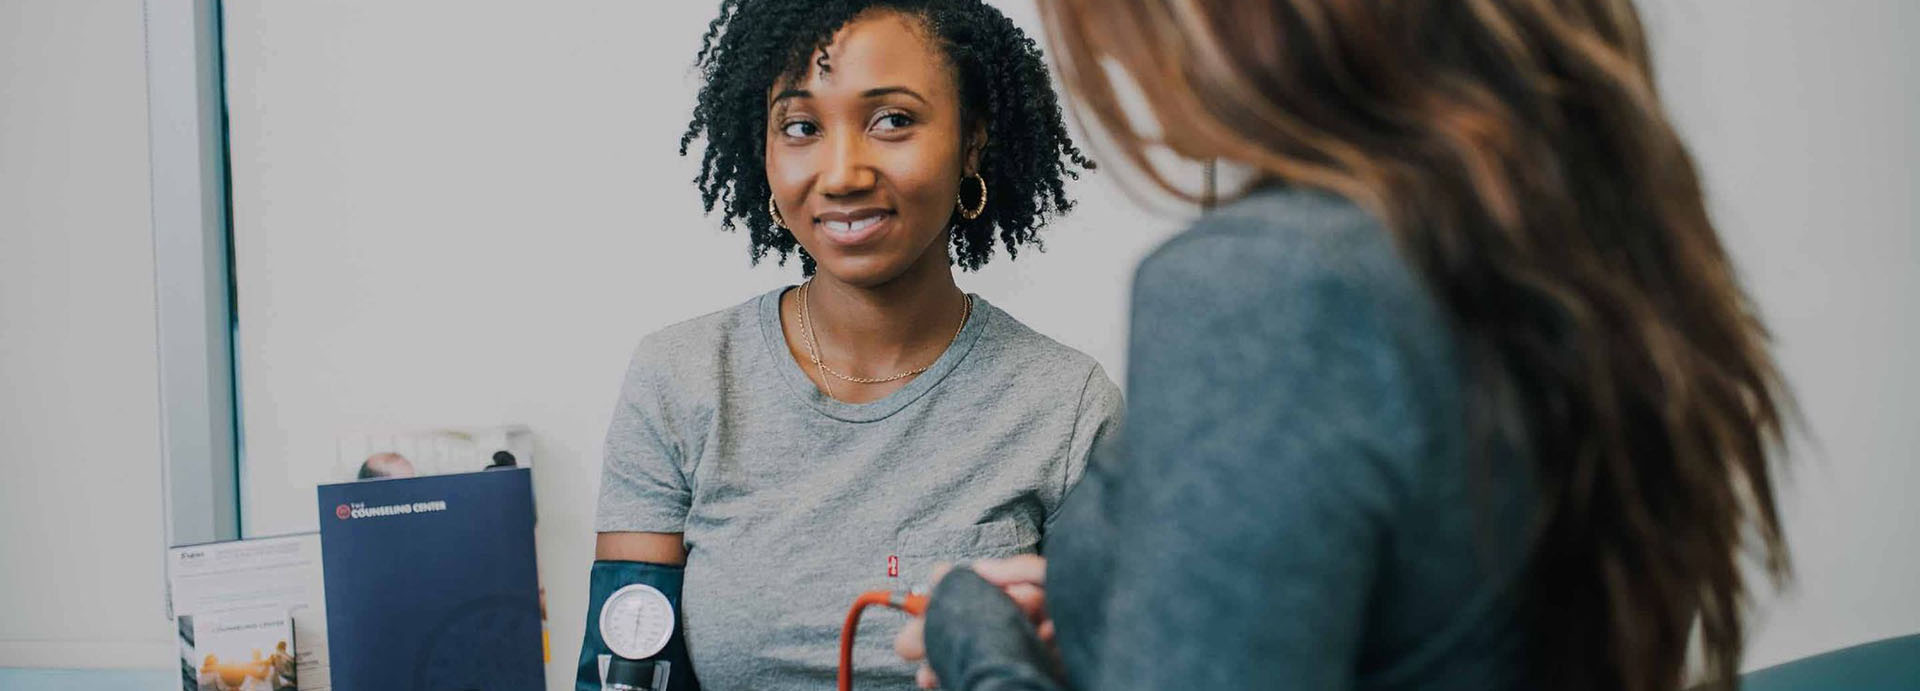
top-left (957, 173), bottom-right (987, 220)
top-left (768, 196), bottom-right (787, 229)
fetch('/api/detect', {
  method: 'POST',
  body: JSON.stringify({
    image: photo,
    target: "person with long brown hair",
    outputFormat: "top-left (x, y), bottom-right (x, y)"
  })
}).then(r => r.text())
top-left (892, 1), bottom-right (1792, 689)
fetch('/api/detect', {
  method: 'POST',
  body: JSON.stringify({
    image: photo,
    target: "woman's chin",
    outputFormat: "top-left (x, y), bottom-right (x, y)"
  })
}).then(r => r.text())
top-left (812, 253), bottom-right (928, 290)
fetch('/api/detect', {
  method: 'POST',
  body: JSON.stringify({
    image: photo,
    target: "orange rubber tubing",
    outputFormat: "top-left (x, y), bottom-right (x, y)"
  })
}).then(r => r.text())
top-left (839, 590), bottom-right (930, 691)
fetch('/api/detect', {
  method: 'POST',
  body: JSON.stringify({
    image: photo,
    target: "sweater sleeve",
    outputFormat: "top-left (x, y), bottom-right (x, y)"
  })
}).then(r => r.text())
top-left (925, 568), bottom-right (1067, 691)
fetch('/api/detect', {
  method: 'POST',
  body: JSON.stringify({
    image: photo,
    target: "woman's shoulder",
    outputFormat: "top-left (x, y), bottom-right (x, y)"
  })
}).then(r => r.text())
top-left (971, 300), bottom-right (1105, 374)
top-left (623, 289), bottom-right (776, 381)
top-left (968, 299), bottom-right (1117, 398)
top-left (1136, 185), bottom-right (1437, 328)
top-left (634, 288), bottom-right (774, 351)
top-left (1128, 184), bottom-right (1467, 485)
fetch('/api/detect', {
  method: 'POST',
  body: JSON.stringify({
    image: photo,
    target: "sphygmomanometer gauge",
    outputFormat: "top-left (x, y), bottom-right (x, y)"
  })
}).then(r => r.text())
top-left (600, 583), bottom-right (675, 660)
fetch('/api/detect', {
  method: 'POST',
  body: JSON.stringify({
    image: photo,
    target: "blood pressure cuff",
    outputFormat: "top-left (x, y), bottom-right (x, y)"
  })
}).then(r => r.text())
top-left (577, 560), bottom-right (700, 691)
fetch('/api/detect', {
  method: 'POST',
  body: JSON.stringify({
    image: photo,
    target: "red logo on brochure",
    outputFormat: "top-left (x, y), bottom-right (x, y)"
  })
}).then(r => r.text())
top-left (336, 504), bottom-right (352, 520)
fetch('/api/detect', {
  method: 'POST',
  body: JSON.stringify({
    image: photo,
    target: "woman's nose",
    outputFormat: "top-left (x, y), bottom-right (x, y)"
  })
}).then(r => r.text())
top-left (818, 131), bottom-right (877, 197)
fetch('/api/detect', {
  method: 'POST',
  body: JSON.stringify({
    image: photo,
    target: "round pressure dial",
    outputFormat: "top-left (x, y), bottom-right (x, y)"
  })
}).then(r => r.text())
top-left (599, 583), bottom-right (675, 660)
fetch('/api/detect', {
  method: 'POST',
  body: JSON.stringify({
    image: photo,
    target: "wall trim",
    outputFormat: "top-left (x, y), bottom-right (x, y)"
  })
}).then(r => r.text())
top-left (143, 0), bottom-right (240, 547)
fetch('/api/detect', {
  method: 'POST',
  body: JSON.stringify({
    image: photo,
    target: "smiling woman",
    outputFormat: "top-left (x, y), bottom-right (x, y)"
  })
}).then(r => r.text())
top-left (577, 2), bottom-right (1119, 690)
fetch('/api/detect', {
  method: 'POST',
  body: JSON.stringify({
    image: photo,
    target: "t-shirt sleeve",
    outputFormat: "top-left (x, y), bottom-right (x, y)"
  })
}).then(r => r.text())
top-left (594, 342), bottom-right (692, 533)
top-left (1051, 364), bottom-right (1122, 526)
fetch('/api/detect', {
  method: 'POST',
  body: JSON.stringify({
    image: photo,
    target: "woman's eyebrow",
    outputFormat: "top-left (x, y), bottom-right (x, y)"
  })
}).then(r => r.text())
top-left (860, 86), bottom-right (928, 105)
top-left (771, 88), bottom-right (812, 105)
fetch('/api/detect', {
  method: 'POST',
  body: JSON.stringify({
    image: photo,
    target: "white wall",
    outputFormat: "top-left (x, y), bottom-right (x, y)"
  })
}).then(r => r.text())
top-left (1645, 0), bottom-right (1920, 669)
top-left (0, 0), bottom-right (176, 669)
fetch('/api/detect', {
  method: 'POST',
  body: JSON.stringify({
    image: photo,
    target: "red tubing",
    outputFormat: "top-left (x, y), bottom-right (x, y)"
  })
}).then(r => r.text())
top-left (839, 590), bottom-right (931, 691)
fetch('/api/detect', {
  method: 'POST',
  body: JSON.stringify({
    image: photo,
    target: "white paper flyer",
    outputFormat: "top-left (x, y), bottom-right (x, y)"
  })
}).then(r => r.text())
top-left (168, 533), bottom-right (329, 691)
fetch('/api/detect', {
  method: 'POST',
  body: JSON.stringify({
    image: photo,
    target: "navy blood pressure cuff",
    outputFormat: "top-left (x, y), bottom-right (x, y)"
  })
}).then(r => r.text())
top-left (577, 560), bottom-right (700, 691)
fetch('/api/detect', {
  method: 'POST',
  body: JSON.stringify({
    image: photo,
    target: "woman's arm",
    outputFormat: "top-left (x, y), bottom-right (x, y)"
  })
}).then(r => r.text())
top-left (596, 531), bottom-right (686, 564)
top-left (923, 568), bottom-right (1067, 691)
top-left (581, 532), bottom-right (697, 691)
top-left (583, 339), bottom-right (701, 690)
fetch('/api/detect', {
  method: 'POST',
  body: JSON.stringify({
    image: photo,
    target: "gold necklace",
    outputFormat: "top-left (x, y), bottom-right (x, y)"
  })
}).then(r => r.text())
top-left (799, 281), bottom-right (972, 394)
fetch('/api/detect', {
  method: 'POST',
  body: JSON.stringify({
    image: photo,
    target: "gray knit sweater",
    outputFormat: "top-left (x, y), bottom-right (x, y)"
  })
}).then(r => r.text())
top-left (925, 186), bottom-right (1534, 690)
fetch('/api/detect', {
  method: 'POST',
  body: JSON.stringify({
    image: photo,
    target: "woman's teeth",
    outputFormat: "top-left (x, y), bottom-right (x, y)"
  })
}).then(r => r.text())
top-left (825, 215), bottom-right (884, 234)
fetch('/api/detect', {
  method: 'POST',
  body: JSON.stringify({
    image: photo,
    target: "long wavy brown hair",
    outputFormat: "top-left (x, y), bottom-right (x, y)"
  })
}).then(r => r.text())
top-left (1039, 1), bottom-right (1791, 689)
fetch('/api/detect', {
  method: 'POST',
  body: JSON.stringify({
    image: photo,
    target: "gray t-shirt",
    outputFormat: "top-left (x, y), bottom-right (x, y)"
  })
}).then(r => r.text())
top-left (595, 287), bottom-right (1123, 690)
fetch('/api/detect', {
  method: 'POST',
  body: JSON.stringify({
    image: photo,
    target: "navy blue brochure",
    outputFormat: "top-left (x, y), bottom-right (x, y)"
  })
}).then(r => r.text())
top-left (318, 468), bottom-right (543, 691)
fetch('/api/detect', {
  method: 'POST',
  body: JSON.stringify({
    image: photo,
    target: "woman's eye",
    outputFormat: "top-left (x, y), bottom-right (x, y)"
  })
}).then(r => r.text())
top-left (781, 121), bottom-right (819, 138)
top-left (872, 112), bottom-right (915, 132)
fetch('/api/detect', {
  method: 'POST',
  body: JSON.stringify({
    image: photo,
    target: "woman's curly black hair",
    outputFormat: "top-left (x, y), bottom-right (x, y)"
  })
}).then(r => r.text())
top-left (680, 0), bottom-right (1093, 273)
